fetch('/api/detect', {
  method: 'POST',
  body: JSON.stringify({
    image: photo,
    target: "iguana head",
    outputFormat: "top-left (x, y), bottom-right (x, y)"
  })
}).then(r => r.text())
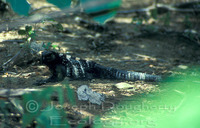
top-left (41, 51), bottom-right (60, 66)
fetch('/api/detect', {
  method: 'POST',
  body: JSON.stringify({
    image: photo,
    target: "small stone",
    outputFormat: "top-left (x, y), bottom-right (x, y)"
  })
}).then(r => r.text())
top-left (115, 82), bottom-right (133, 89)
top-left (178, 65), bottom-right (188, 69)
top-left (95, 33), bottom-right (101, 37)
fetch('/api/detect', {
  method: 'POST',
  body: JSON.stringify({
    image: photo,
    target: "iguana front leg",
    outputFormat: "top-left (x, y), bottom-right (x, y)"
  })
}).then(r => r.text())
top-left (34, 64), bottom-right (66, 85)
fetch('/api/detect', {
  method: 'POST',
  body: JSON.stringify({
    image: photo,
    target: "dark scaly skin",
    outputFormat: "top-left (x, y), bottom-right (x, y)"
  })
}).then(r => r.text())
top-left (35, 51), bottom-right (161, 85)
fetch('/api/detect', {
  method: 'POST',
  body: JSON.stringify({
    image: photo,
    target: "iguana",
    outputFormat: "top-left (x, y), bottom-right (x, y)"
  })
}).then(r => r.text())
top-left (35, 51), bottom-right (161, 85)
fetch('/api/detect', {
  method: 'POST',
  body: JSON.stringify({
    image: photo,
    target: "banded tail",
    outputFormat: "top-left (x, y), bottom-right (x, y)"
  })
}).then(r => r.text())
top-left (94, 64), bottom-right (161, 82)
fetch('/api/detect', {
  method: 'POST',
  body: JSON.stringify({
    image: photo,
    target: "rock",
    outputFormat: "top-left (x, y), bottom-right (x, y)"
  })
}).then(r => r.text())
top-left (77, 85), bottom-right (105, 105)
top-left (115, 82), bottom-right (134, 89)
top-left (178, 65), bottom-right (188, 69)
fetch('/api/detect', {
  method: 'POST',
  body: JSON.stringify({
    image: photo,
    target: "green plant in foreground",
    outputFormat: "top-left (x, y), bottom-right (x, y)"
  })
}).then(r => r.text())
top-left (6, 0), bottom-right (121, 24)
top-left (95, 67), bottom-right (200, 128)
top-left (21, 82), bottom-right (75, 127)
top-left (21, 81), bottom-right (93, 128)
top-left (0, 81), bottom-right (80, 127)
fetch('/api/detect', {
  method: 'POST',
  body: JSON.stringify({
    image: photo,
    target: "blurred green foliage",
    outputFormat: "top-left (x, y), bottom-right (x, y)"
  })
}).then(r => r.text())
top-left (47, 0), bottom-right (71, 9)
top-left (6, 0), bottom-right (30, 15)
top-left (22, 82), bottom-right (75, 127)
top-left (6, 0), bottom-right (121, 23)
top-left (81, 0), bottom-right (121, 23)
top-left (0, 82), bottom-right (77, 127)
top-left (95, 67), bottom-right (200, 128)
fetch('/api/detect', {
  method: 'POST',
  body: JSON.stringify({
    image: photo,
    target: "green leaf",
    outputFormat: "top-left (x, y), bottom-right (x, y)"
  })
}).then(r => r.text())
top-left (6, 0), bottom-right (30, 16)
top-left (21, 87), bottom-right (55, 127)
top-left (25, 26), bottom-right (32, 32)
top-left (18, 30), bottom-right (26, 35)
top-left (22, 92), bottom-right (41, 127)
top-left (36, 106), bottom-right (61, 128)
top-left (21, 86), bottom-right (72, 127)
top-left (46, 42), bottom-right (52, 49)
top-left (81, 0), bottom-right (121, 13)
top-left (46, 0), bottom-right (121, 23)
top-left (28, 31), bottom-right (36, 39)
top-left (42, 42), bottom-right (52, 50)
top-left (52, 44), bottom-right (58, 49)
top-left (47, 0), bottom-right (71, 9)
top-left (92, 11), bottom-right (117, 24)
top-left (80, 0), bottom-right (121, 23)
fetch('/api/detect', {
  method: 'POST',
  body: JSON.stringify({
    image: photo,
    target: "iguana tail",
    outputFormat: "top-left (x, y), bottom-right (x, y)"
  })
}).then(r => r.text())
top-left (94, 64), bottom-right (161, 82)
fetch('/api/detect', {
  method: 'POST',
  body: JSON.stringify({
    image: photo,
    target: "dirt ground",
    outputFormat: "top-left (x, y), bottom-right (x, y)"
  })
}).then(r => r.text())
top-left (0, 0), bottom-right (200, 127)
